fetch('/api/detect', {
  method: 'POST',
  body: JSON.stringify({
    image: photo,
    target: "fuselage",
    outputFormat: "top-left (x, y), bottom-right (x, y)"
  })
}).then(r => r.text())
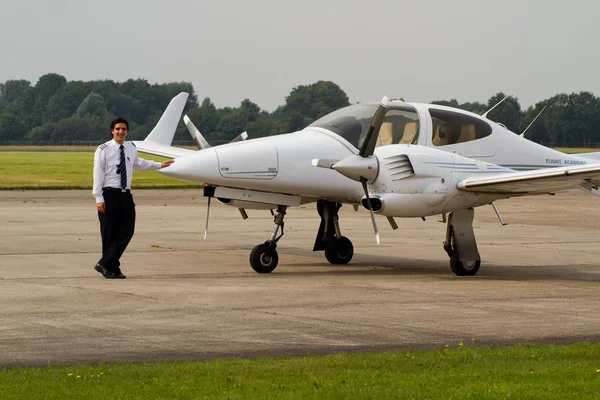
top-left (160, 101), bottom-right (597, 215)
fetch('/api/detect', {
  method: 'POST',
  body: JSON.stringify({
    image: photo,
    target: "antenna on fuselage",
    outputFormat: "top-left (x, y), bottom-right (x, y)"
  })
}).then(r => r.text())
top-left (482, 96), bottom-right (508, 119)
top-left (519, 106), bottom-right (547, 138)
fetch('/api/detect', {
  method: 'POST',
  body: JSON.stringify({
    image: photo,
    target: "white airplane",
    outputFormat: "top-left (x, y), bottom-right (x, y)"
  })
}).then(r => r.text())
top-left (135, 93), bottom-right (600, 276)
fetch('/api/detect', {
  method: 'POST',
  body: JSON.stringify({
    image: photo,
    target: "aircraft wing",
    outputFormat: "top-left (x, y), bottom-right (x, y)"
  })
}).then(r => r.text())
top-left (133, 140), bottom-right (195, 158)
top-left (458, 164), bottom-right (600, 194)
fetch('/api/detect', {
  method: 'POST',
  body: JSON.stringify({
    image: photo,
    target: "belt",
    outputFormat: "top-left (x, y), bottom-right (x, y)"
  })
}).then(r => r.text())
top-left (103, 187), bottom-right (131, 193)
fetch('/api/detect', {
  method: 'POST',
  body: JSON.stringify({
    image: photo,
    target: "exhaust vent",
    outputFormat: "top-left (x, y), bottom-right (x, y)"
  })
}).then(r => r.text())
top-left (384, 154), bottom-right (414, 181)
top-left (361, 197), bottom-right (383, 212)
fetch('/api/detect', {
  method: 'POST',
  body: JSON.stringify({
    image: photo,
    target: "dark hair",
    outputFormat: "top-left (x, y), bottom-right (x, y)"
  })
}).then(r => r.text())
top-left (110, 117), bottom-right (129, 135)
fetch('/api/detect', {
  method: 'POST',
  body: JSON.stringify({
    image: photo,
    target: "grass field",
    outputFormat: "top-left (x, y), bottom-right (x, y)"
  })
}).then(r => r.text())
top-left (1, 343), bottom-right (599, 399)
top-left (0, 151), bottom-right (199, 190)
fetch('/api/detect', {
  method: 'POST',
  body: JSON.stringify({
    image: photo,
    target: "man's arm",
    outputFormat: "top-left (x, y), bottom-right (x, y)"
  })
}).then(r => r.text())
top-left (92, 147), bottom-right (106, 213)
top-left (92, 147), bottom-right (106, 202)
top-left (133, 148), bottom-right (174, 171)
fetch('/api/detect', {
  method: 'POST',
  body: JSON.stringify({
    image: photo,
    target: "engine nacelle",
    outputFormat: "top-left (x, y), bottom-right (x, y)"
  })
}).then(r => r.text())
top-left (216, 198), bottom-right (276, 210)
top-left (361, 193), bottom-right (446, 217)
top-left (362, 145), bottom-right (456, 217)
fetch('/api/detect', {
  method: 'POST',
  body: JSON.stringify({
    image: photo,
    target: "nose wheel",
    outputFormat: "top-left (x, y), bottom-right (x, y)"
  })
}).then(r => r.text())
top-left (249, 205), bottom-right (286, 273)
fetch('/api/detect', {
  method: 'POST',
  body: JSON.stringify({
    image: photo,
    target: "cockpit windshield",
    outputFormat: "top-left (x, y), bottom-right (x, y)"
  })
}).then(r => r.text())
top-left (307, 103), bottom-right (420, 149)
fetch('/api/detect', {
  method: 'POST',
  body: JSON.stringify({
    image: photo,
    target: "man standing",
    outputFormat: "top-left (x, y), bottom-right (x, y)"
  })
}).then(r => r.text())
top-left (92, 117), bottom-right (174, 279)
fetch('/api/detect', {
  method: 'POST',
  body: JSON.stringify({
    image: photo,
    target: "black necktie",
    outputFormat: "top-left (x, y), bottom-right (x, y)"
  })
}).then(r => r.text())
top-left (119, 145), bottom-right (127, 189)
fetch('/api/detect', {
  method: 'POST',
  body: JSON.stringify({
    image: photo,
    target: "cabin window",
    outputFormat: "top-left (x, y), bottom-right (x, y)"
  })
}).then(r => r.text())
top-left (374, 109), bottom-right (420, 148)
top-left (429, 109), bottom-right (492, 146)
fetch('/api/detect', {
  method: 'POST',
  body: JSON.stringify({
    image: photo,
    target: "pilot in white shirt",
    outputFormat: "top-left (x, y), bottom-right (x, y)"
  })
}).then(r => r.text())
top-left (92, 117), bottom-right (174, 279)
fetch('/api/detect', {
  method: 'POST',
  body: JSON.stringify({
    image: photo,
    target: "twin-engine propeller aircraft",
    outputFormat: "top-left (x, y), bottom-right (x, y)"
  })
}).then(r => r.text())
top-left (135, 93), bottom-right (600, 276)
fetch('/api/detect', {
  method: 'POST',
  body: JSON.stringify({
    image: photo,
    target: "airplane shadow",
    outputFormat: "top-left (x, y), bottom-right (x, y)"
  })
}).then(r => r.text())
top-left (275, 248), bottom-right (600, 283)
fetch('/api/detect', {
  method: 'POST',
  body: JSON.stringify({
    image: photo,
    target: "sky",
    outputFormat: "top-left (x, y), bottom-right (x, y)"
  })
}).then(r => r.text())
top-left (1, 0), bottom-right (599, 112)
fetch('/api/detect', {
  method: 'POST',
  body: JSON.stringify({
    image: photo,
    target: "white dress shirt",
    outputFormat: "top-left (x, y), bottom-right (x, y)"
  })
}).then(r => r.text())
top-left (92, 139), bottom-right (161, 203)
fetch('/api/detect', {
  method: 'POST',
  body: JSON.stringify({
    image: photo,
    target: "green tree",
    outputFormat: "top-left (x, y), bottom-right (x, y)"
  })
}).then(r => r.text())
top-left (240, 99), bottom-right (261, 122)
top-left (431, 99), bottom-right (460, 108)
top-left (485, 92), bottom-right (522, 133)
top-left (0, 113), bottom-right (26, 142)
top-left (0, 80), bottom-right (32, 103)
top-left (35, 73), bottom-right (67, 100)
top-left (566, 91), bottom-right (600, 147)
top-left (75, 92), bottom-right (108, 119)
top-left (181, 97), bottom-right (220, 142)
top-left (216, 108), bottom-right (248, 141)
top-left (281, 81), bottom-right (350, 132)
top-left (521, 103), bottom-right (550, 143)
top-left (44, 82), bottom-right (91, 122)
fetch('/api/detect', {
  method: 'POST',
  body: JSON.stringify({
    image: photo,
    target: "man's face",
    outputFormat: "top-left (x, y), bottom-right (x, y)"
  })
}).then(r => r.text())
top-left (112, 123), bottom-right (128, 144)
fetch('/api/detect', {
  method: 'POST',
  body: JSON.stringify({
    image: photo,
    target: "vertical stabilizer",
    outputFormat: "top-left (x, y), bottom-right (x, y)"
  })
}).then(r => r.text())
top-left (145, 92), bottom-right (189, 145)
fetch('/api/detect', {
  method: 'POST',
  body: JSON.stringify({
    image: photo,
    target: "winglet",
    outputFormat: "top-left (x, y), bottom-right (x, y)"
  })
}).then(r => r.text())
top-left (145, 92), bottom-right (189, 145)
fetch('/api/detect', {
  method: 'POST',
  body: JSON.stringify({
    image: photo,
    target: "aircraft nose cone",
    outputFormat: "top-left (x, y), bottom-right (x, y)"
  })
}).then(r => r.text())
top-left (159, 149), bottom-right (219, 184)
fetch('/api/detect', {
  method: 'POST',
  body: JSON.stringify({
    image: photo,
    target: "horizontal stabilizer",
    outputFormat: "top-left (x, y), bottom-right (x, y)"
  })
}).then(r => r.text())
top-left (133, 140), bottom-right (195, 158)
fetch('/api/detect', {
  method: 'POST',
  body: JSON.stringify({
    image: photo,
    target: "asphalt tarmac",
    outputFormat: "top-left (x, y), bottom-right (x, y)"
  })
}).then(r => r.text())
top-left (1, 189), bottom-right (599, 367)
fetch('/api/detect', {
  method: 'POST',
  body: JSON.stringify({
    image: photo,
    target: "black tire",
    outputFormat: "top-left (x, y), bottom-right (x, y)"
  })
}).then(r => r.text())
top-left (325, 236), bottom-right (354, 265)
top-left (450, 253), bottom-right (481, 276)
top-left (250, 243), bottom-right (278, 273)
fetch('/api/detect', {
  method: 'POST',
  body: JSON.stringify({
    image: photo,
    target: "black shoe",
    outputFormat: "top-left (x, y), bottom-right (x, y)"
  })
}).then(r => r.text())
top-left (104, 270), bottom-right (126, 279)
top-left (94, 263), bottom-right (106, 275)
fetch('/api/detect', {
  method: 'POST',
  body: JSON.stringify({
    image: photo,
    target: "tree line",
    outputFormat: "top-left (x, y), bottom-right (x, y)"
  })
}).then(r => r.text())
top-left (1, 73), bottom-right (599, 147)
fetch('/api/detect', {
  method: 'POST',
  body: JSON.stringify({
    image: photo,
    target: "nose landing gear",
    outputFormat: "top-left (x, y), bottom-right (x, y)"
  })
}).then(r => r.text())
top-left (249, 205), bottom-right (286, 273)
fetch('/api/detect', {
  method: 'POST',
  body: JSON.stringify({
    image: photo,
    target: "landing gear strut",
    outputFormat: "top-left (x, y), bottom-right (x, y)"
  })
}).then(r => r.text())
top-left (443, 208), bottom-right (481, 276)
top-left (313, 200), bottom-right (354, 265)
top-left (249, 205), bottom-right (287, 273)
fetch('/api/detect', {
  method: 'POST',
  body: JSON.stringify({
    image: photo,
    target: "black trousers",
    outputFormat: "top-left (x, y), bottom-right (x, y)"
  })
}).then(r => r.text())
top-left (98, 189), bottom-right (136, 272)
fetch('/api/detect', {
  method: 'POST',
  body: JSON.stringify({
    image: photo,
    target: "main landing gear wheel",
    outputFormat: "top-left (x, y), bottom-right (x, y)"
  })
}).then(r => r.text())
top-left (325, 236), bottom-right (354, 264)
top-left (444, 209), bottom-right (481, 276)
top-left (250, 242), bottom-right (279, 273)
top-left (449, 253), bottom-right (480, 276)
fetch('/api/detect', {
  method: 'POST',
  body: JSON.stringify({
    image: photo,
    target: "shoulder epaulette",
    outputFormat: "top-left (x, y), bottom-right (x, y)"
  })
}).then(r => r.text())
top-left (98, 144), bottom-right (107, 150)
top-left (130, 141), bottom-right (136, 147)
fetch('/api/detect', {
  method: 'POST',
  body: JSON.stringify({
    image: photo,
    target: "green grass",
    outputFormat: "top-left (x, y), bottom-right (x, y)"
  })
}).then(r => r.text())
top-left (1, 343), bottom-right (599, 399)
top-left (0, 151), bottom-right (199, 189)
top-left (554, 147), bottom-right (599, 154)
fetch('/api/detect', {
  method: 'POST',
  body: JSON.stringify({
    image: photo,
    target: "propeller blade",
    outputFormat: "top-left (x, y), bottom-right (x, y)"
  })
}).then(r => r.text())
top-left (231, 131), bottom-right (248, 143)
top-left (183, 115), bottom-right (211, 150)
top-left (359, 95), bottom-right (389, 158)
top-left (204, 196), bottom-right (211, 240)
top-left (311, 159), bottom-right (340, 169)
top-left (360, 177), bottom-right (380, 244)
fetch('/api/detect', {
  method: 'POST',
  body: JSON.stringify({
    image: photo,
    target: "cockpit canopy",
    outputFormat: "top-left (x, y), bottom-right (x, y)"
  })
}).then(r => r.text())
top-left (307, 103), bottom-right (420, 149)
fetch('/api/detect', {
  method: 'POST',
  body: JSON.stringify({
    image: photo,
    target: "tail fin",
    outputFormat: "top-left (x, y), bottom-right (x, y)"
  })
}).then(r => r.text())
top-left (133, 92), bottom-right (195, 159)
top-left (145, 92), bottom-right (189, 145)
